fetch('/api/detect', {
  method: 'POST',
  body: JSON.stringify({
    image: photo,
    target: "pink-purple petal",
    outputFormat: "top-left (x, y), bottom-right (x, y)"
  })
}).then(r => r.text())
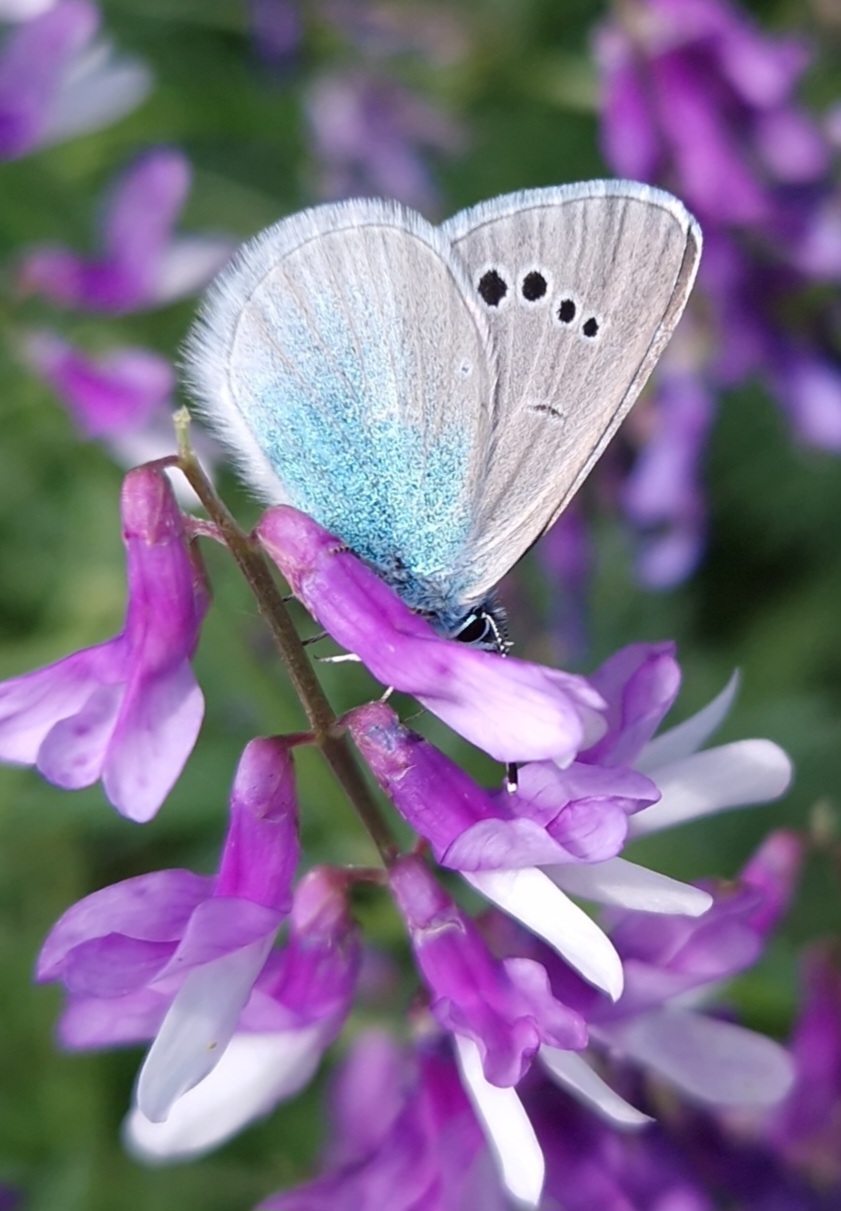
top-left (102, 662), bottom-right (204, 822)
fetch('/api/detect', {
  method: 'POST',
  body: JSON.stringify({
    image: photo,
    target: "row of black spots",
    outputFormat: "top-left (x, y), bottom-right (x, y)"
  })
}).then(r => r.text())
top-left (555, 296), bottom-right (600, 339)
top-left (476, 267), bottom-right (601, 338)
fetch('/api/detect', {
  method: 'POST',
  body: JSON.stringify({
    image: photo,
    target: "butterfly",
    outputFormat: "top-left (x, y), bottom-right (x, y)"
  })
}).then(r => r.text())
top-left (186, 181), bottom-right (701, 648)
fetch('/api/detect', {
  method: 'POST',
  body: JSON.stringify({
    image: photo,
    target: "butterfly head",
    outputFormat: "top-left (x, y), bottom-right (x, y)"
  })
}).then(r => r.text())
top-left (449, 600), bottom-right (511, 654)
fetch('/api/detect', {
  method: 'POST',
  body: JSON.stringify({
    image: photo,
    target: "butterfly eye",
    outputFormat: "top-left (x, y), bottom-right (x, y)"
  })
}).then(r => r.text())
top-left (477, 268), bottom-right (508, 307)
top-left (557, 298), bottom-right (577, 324)
top-left (521, 270), bottom-right (548, 302)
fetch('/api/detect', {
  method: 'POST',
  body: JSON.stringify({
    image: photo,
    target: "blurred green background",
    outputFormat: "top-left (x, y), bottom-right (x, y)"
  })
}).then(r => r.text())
top-left (1, 1), bottom-right (840, 1207)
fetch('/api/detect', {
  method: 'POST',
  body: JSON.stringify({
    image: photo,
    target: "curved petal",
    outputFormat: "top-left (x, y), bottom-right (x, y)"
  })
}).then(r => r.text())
top-left (36, 682), bottom-right (123, 789)
top-left (538, 1047), bottom-right (652, 1128)
top-left (548, 857), bottom-right (713, 916)
top-left (454, 1035), bottom-right (544, 1209)
top-left (629, 740), bottom-right (793, 838)
top-left (637, 671), bottom-right (740, 771)
top-left (0, 644), bottom-right (114, 764)
top-left (464, 868), bottom-right (623, 1000)
top-left (603, 1008), bottom-right (795, 1107)
top-left (125, 1027), bottom-right (326, 1161)
top-left (103, 661), bottom-right (204, 822)
top-left (136, 933), bottom-right (275, 1122)
top-left (37, 869), bottom-right (212, 981)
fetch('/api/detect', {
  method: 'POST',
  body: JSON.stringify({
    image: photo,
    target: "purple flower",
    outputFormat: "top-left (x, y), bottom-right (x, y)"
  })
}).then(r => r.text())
top-left (18, 147), bottom-right (233, 312)
top-left (126, 865), bottom-right (361, 1160)
top-left (536, 832), bottom-right (800, 1123)
top-left (622, 359), bottom-right (716, 588)
top-left (261, 1032), bottom-right (509, 1211)
top-left (306, 70), bottom-right (463, 212)
top-left (257, 505), bottom-right (607, 766)
top-left (390, 855), bottom-right (590, 1205)
top-left (0, 467), bottom-right (208, 821)
top-left (596, 0), bottom-right (828, 228)
top-left (538, 506), bottom-right (592, 661)
top-left (38, 737), bottom-right (303, 1134)
top-left (0, 0), bottom-right (151, 159)
top-left (767, 947), bottom-right (841, 1179)
top-left (25, 331), bottom-right (173, 438)
top-left (351, 700), bottom-right (658, 997)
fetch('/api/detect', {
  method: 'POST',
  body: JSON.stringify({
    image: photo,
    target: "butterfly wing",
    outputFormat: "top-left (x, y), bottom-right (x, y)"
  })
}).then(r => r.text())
top-left (186, 199), bottom-right (496, 609)
top-left (441, 181), bottom-right (702, 604)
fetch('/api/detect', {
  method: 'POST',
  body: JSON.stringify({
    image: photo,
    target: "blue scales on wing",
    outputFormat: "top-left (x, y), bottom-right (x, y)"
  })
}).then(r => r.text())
top-left (186, 198), bottom-right (497, 625)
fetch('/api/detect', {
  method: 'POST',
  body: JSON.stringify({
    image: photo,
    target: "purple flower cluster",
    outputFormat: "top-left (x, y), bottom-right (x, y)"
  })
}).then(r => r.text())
top-left (1, 3), bottom-right (233, 481)
top-left (594, 0), bottom-right (841, 586)
top-left (1, 477), bottom-right (801, 1206)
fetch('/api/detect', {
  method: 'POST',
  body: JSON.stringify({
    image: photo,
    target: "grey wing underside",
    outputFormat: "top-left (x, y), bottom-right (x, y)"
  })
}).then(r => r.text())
top-left (441, 180), bottom-right (702, 605)
top-left (185, 199), bottom-right (496, 596)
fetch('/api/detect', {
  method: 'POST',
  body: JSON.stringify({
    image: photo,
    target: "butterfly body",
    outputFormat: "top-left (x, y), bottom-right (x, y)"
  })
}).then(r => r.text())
top-left (186, 182), bottom-right (701, 637)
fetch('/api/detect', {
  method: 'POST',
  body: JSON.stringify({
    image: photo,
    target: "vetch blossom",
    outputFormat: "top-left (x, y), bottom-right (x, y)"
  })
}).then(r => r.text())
top-left (535, 832), bottom-right (800, 1124)
top-left (389, 854), bottom-right (587, 1206)
top-left (545, 642), bottom-right (793, 916)
top-left (126, 864), bottom-right (361, 1161)
top-left (38, 737), bottom-right (301, 1127)
top-left (19, 147), bottom-right (233, 312)
top-left (261, 1031), bottom-right (510, 1211)
top-left (0, 0), bottom-right (151, 159)
top-left (622, 357), bottom-right (716, 589)
top-left (257, 505), bottom-right (607, 766)
top-left (0, 466), bottom-right (208, 821)
top-left (22, 330), bottom-right (219, 503)
top-left (25, 330), bottom-right (174, 439)
top-left (350, 700), bottom-right (658, 997)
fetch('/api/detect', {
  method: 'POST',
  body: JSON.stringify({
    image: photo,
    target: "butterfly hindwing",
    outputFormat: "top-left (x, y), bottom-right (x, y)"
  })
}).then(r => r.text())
top-left (186, 199), bottom-right (496, 609)
top-left (441, 181), bottom-right (702, 604)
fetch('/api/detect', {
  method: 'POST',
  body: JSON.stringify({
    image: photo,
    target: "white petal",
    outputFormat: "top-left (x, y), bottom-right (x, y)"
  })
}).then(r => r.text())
top-left (637, 671), bottom-right (740, 772)
top-left (454, 1035), bottom-right (544, 1208)
top-left (125, 1028), bottom-right (325, 1162)
top-left (43, 49), bottom-right (152, 147)
top-left (136, 934), bottom-right (274, 1123)
top-left (0, 0), bottom-right (55, 17)
top-left (629, 740), bottom-right (792, 839)
top-left (464, 868), bottom-right (623, 1000)
top-left (603, 1008), bottom-right (795, 1106)
top-left (154, 237), bottom-right (233, 304)
top-left (538, 1047), bottom-right (652, 1128)
top-left (548, 857), bottom-right (712, 916)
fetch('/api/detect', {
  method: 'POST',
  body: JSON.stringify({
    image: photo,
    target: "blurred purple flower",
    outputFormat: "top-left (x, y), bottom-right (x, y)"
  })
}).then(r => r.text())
top-left (261, 1032), bottom-right (509, 1211)
top-left (125, 866), bottom-right (360, 1160)
top-left (247, 0), bottom-right (303, 68)
top-left (538, 506), bottom-right (592, 661)
top-left (536, 832), bottom-right (800, 1124)
top-left (25, 330), bottom-right (173, 438)
top-left (39, 737), bottom-right (304, 1134)
top-left (0, 467), bottom-right (208, 821)
top-left (0, 0), bottom-right (150, 159)
top-left (306, 70), bottom-right (463, 211)
top-left (767, 947), bottom-right (841, 1183)
top-left (390, 854), bottom-right (588, 1206)
top-left (19, 147), bottom-right (233, 312)
top-left (596, 0), bottom-right (828, 226)
top-left (593, 0), bottom-right (841, 588)
top-left (257, 505), bottom-right (607, 766)
top-left (622, 359), bottom-right (716, 588)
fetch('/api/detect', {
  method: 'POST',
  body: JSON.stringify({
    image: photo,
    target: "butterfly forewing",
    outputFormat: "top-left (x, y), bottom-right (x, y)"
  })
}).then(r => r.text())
top-left (441, 181), bottom-right (702, 604)
top-left (186, 200), bottom-right (496, 605)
